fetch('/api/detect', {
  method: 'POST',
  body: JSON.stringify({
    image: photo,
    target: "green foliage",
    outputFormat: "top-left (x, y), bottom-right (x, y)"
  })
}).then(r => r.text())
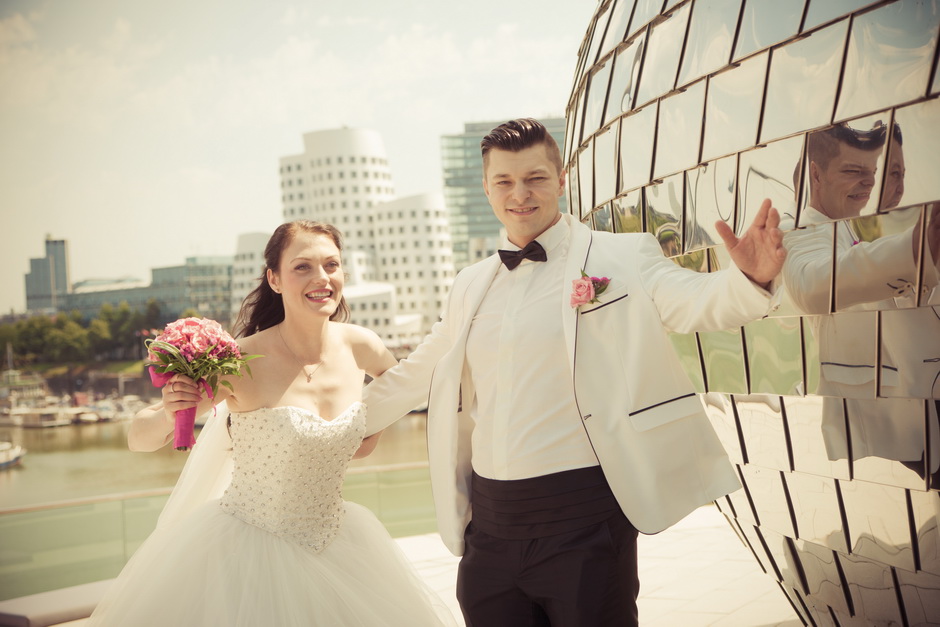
top-left (0, 298), bottom-right (172, 366)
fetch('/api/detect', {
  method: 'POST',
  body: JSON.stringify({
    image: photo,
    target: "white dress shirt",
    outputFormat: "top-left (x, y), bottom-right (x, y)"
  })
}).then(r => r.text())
top-left (465, 216), bottom-right (600, 480)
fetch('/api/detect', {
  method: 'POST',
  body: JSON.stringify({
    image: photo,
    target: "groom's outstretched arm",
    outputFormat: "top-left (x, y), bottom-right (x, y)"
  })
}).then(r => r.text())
top-left (363, 314), bottom-right (454, 437)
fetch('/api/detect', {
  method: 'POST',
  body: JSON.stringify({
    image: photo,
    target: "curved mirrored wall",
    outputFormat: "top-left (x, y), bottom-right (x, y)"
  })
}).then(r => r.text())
top-left (567, 0), bottom-right (940, 624)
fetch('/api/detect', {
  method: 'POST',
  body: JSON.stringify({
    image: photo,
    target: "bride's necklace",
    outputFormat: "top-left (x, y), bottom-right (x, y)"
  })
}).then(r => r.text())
top-left (277, 324), bottom-right (324, 383)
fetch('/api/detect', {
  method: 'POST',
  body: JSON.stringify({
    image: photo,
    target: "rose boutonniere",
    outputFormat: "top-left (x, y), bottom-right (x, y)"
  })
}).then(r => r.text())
top-left (570, 271), bottom-right (611, 308)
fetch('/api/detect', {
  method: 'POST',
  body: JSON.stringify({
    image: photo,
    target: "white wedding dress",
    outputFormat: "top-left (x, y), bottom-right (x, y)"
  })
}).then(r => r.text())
top-left (88, 402), bottom-right (455, 626)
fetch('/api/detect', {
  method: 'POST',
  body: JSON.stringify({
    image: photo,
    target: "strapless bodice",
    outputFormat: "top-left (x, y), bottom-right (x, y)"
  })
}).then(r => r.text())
top-left (219, 402), bottom-right (366, 552)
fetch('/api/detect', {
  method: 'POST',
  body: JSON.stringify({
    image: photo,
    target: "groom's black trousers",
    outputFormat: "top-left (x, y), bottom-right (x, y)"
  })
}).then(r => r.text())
top-left (456, 467), bottom-right (640, 627)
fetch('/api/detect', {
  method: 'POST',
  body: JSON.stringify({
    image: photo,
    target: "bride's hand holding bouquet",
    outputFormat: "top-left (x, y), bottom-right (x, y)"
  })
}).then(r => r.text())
top-left (146, 317), bottom-right (259, 450)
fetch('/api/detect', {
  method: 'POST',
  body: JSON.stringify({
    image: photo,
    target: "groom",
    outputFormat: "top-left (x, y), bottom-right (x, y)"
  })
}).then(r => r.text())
top-left (364, 118), bottom-right (785, 626)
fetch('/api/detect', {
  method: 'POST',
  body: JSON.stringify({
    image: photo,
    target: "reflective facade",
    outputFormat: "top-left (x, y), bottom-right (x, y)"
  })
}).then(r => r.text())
top-left (569, 0), bottom-right (940, 623)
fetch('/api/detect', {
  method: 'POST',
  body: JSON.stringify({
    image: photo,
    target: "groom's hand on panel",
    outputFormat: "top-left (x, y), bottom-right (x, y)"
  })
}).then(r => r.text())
top-left (715, 198), bottom-right (787, 290)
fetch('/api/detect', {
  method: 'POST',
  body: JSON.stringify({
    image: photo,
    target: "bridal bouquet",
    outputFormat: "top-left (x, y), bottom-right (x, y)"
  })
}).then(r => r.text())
top-left (145, 317), bottom-right (258, 451)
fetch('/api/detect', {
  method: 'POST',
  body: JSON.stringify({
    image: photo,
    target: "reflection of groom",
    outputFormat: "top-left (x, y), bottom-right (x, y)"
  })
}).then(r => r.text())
top-left (364, 118), bottom-right (785, 626)
top-left (781, 123), bottom-right (940, 480)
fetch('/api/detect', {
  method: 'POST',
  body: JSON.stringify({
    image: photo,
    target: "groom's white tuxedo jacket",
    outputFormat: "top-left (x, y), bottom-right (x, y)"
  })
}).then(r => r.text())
top-left (364, 214), bottom-right (772, 555)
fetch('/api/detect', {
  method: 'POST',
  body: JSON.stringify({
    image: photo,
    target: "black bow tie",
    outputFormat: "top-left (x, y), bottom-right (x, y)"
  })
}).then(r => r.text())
top-left (498, 240), bottom-right (547, 270)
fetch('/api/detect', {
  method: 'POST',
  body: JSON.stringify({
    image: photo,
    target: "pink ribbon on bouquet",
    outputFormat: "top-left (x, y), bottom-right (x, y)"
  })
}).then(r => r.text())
top-left (149, 367), bottom-right (214, 451)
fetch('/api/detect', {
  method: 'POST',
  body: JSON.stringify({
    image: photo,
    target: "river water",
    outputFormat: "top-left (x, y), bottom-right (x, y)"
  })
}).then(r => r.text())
top-left (0, 412), bottom-right (431, 509)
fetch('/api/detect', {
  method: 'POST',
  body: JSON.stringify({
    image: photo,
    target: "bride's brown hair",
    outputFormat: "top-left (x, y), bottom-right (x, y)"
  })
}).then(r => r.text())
top-left (233, 220), bottom-right (350, 338)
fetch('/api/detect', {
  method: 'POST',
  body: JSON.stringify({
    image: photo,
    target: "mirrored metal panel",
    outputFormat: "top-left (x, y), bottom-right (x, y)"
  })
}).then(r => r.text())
top-left (594, 123), bottom-right (619, 205)
top-left (734, 0), bottom-right (806, 61)
top-left (670, 332), bottom-right (706, 392)
top-left (618, 104), bottom-right (657, 192)
top-left (583, 61), bottom-right (613, 148)
top-left (645, 173), bottom-right (684, 256)
top-left (600, 0), bottom-right (637, 61)
top-left (677, 0), bottom-right (742, 88)
top-left (891, 98), bottom-right (940, 210)
top-left (737, 135), bottom-right (803, 236)
top-left (739, 465), bottom-right (796, 537)
top-left (933, 51), bottom-right (940, 95)
top-left (635, 3), bottom-right (692, 106)
top-left (744, 317), bottom-right (804, 396)
top-left (839, 479), bottom-right (916, 571)
top-left (809, 310), bottom-right (878, 399)
top-left (702, 52), bottom-right (768, 162)
top-left (781, 221), bottom-right (835, 317)
top-left (584, 3), bottom-right (613, 71)
top-left (592, 202), bottom-right (614, 233)
top-left (673, 248), bottom-right (711, 273)
top-left (836, 0), bottom-right (940, 122)
top-left (802, 0), bottom-right (881, 32)
top-left (653, 80), bottom-right (705, 179)
top-left (571, 85), bottom-right (587, 151)
top-left (835, 551), bottom-right (906, 624)
top-left (728, 479), bottom-right (760, 525)
top-left (612, 188), bottom-right (644, 233)
top-left (921, 205), bottom-right (940, 307)
top-left (631, 0), bottom-right (668, 34)
top-left (565, 90), bottom-right (582, 164)
top-left (735, 519), bottom-right (781, 574)
top-left (761, 20), bottom-right (848, 143)
top-left (578, 141), bottom-right (595, 217)
top-left (685, 155), bottom-right (736, 254)
top-left (896, 567), bottom-right (940, 625)
top-left (568, 156), bottom-right (581, 220)
top-left (734, 394), bottom-right (791, 470)
top-left (702, 392), bottom-right (743, 462)
top-left (699, 327), bottom-right (749, 393)
top-left (802, 318), bottom-right (821, 394)
top-left (802, 116), bottom-right (891, 224)
top-left (880, 309), bottom-right (940, 399)
top-left (792, 538), bottom-right (851, 611)
top-left (604, 34), bottom-right (647, 125)
top-left (832, 207), bottom-right (924, 312)
top-left (909, 488), bottom-right (940, 577)
top-left (784, 396), bottom-right (851, 480)
top-left (664, 0), bottom-right (685, 10)
top-left (849, 396), bottom-right (928, 491)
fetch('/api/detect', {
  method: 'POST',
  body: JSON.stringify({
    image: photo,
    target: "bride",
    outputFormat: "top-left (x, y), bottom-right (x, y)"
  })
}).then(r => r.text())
top-left (88, 220), bottom-right (455, 626)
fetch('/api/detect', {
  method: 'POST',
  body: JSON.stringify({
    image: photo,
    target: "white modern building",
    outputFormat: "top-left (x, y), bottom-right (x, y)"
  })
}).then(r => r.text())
top-left (230, 232), bottom-right (270, 322)
top-left (278, 127), bottom-right (396, 258)
top-left (264, 127), bottom-right (454, 345)
top-left (373, 193), bottom-right (455, 338)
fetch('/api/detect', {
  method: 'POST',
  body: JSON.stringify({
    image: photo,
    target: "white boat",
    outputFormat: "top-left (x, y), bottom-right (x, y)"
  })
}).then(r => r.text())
top-left (0, 441), bottom-right (26, 469)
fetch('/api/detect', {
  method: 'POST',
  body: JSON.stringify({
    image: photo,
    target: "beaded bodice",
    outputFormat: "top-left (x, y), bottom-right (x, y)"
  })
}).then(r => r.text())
top-left (219, 402), bottom-right (366, 552)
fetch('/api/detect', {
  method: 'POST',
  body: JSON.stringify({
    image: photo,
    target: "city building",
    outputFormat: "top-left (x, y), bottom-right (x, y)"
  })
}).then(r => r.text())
top-left (372, 193), bottom-right (455, 339)
top-left (276, 127), bottom-right (454, 344)
top-left (66, 256), bottom-right (233, 325)
top-left (24, 237), bottom-right (71, 313)
top-left (230, 232), bottom-right (270, 323)
top-left (441, 118), bottom-right (567, 269)
top-left (278, 127), bottom-right (396, 259)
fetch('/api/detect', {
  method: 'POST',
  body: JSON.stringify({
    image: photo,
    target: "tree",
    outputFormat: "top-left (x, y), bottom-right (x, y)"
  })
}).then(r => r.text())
top-left (45, 320), bottom-right (89, 362)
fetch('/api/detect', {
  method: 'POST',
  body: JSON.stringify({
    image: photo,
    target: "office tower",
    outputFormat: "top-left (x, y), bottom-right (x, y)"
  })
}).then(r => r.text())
top-left (24, 237), bottom-right (70, 313)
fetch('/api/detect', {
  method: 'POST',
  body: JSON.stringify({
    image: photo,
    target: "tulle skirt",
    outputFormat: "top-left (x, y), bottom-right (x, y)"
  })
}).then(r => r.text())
top-left (88, 499), bottom-right (455, 626)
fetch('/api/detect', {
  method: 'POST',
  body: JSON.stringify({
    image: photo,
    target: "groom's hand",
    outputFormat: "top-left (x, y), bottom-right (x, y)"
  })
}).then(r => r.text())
top-left (715, 198), bottom-right (787, 290)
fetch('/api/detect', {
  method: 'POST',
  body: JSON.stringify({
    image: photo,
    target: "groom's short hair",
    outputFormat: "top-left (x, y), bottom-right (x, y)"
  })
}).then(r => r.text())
top-left (481, 118), bottom-right (564, 175)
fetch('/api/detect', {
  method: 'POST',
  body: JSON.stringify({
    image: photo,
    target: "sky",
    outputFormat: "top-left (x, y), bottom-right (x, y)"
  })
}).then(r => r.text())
top-left (0, 0), bottom-right (597, 315)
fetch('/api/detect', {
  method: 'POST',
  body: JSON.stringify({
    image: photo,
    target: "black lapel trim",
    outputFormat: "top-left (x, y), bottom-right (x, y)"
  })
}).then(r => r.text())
top-left (629, 392), bottom-right (697, 416)
top-left (579, 292), bottom-right (630, 314)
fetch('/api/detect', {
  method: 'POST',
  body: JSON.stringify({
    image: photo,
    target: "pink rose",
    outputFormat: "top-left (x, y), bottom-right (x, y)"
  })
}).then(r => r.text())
top-left (190, 331), bottom-right (211, 354)
top-left (570, 277), bottom-right (595, 308)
